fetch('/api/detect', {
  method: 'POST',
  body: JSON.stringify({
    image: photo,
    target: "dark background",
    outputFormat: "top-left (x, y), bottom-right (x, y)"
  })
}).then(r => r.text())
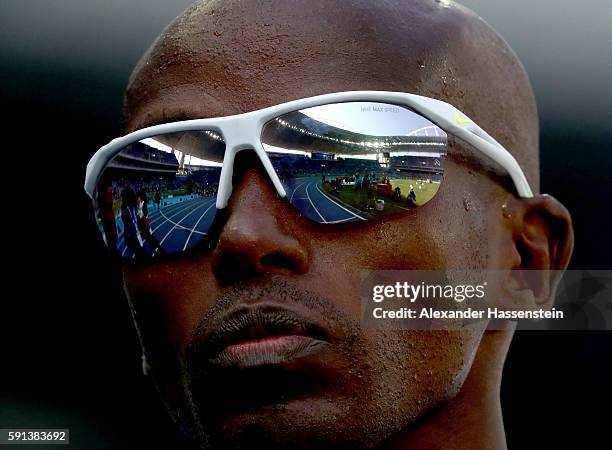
top-left (1, 0), bottom-right (610, 448)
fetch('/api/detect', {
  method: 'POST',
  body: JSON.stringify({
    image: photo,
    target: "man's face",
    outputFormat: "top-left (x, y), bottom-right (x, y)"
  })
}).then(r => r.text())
top-left (120, 3), bottom-right (523, 449)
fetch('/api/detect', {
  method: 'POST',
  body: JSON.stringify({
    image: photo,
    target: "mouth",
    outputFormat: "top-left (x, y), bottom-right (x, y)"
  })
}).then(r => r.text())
top-left (203, 302), bottom-right (330, 369)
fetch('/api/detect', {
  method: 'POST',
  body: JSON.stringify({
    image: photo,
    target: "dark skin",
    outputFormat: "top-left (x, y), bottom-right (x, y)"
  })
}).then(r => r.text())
top-left (120, 1), bottom-right (574, 449)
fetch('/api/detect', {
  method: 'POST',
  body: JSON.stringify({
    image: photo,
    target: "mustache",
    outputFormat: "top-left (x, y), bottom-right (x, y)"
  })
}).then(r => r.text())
top-left (186, 278), bottom-right (361, 354)
top-left (182, 277), bottom-right (362, 382)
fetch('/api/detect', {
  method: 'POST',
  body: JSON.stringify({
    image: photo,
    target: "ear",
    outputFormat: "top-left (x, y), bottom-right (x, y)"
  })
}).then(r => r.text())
top-left (498, 194), bottom-right (574, 310)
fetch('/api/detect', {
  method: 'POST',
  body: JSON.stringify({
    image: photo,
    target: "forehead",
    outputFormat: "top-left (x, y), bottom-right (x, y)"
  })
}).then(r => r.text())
top-left (125, 1), bottom-right (468, 131)
top-left (123, 0), bottom-right (539, 192)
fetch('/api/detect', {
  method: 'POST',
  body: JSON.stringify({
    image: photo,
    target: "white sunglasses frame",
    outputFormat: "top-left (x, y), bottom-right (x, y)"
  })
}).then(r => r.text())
top-left (84, 90), bottom-right (533, 211)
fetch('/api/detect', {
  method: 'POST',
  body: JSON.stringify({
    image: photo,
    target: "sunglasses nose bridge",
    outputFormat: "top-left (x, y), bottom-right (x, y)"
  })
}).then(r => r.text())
top-left (216, 117), bottom-right (287, 209)
top-left (220, 115), bottom-right (258, 150)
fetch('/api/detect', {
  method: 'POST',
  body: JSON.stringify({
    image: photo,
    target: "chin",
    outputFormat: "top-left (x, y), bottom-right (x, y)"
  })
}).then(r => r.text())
top-left (197, 402), bottom-right (390, 450)
top-left (185, 379), bottom-right (425, 450)
top-left (190, 378), bottom-right (365, 448)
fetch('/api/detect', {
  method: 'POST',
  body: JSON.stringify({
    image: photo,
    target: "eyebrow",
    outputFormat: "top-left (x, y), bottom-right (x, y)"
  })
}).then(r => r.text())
top-left (129, 110), bottom-right (198, 132)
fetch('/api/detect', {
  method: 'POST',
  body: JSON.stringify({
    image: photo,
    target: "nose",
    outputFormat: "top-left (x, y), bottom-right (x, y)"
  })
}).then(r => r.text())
top-left (210, 150), bottom-right (310, 284)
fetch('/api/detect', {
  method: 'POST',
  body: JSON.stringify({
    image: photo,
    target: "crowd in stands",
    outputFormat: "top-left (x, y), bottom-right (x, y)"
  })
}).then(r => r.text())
top-left (121, 142), bottom-right (179, 166)
top-left (389, 155), bottom-right (443, 173)
top-left (270, 152), bottom-right (442, 178)
top-left (105, 168), bottom-right (221, 209)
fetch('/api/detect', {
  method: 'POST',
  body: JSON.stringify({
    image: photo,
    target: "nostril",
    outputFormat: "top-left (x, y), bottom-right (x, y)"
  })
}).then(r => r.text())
top-left (260, 252), bottom-right (297, 270)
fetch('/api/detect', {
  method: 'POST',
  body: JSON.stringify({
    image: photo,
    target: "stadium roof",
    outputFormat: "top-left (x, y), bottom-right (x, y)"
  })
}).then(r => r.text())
top-left (262, 111), bottom-right (447, 156)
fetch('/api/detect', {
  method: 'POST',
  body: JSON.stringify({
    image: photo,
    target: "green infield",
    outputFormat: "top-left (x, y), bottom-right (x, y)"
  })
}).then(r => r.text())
top-left (389, 179), bottom-right (440, 206)
top-left (322, 178), bottom-right (440, 215)
top-left (163, 189), bottom-right (188, 197)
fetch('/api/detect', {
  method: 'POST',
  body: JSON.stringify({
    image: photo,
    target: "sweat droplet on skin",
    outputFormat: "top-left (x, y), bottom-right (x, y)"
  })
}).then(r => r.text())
top-left (502, 203), bottom-right (512, 219)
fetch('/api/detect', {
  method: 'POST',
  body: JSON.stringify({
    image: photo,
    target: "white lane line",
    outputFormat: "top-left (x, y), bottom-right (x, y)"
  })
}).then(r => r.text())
top-left (118, 203), bottom-right (192, 255)
top-left (148, 197), bottom-right (193, 218)
top-left (290, 181), bottom-right (307, 202)
top-left (119, 200), bottom-right (204, 257)
top-left (315, 184), bottom-right (367, 221)
top-left (152, 200), bottom-right (209, 233)
top-left (305, 182), bottom-right (327, 223)
top-left (326, 217), bottom-right (358, 224)
top-left (182, 202), bottom-right (217, 251)
top-left (150, 196), bottom-right (209, 222)
top-left (158, 200), bottom-right (213, 246)
top-left (117, 198), bottom-right (205, 256)
top-left (150, 200), bottom-right (200, 226)
top-left (116, 197), bottom-right (200, 239)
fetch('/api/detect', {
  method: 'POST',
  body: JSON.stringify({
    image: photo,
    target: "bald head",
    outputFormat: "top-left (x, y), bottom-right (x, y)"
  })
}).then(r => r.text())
top-left (126, 0), bottom-right (539, 189)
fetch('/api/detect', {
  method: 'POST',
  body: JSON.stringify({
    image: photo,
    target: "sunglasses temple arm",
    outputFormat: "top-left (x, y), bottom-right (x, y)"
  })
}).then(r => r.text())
top-left (411, 96), bottom-right (533, 198)
top-left (454, 126), bottom-right (534, 198)
top-left (85, 143), bottom-right (117, 198)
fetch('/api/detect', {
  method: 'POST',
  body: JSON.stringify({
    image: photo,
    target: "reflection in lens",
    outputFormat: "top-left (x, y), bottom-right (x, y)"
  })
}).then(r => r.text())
top-left (261, 102), bottom-right (447, 223)
top-left (92, 131), bottom-right (225, 260)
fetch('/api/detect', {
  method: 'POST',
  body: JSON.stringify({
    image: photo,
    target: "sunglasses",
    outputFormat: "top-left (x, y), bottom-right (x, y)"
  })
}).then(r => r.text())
top-left (84, 91), bottom-right (533, 261)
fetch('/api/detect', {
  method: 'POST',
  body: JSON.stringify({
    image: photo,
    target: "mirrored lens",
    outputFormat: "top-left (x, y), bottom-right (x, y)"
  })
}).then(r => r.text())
top-left (261, 102), bottom-right (447, 223)
top-left (92, 130), bottom-right (225, 260)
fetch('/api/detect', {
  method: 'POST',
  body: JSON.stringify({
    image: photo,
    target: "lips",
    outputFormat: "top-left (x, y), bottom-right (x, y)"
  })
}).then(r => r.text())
top-left (202, 303), bottom-right (330, 368)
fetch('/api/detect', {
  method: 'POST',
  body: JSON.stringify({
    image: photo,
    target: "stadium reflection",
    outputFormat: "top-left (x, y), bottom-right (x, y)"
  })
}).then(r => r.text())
top-left (93, 131), bottom-right (224, 260)
top-left (92, 104), bottom-right (448, 260)
top-left (262, 101), bottom-right (447, 223)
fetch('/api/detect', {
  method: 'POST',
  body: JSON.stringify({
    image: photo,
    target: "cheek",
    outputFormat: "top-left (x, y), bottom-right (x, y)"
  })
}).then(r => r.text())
top-left (415, 329), bottom-right (483, 406)
top-left (363, 328), bottom-right (483, 424)
top-left (123, 259), bottom-right (221, 353)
